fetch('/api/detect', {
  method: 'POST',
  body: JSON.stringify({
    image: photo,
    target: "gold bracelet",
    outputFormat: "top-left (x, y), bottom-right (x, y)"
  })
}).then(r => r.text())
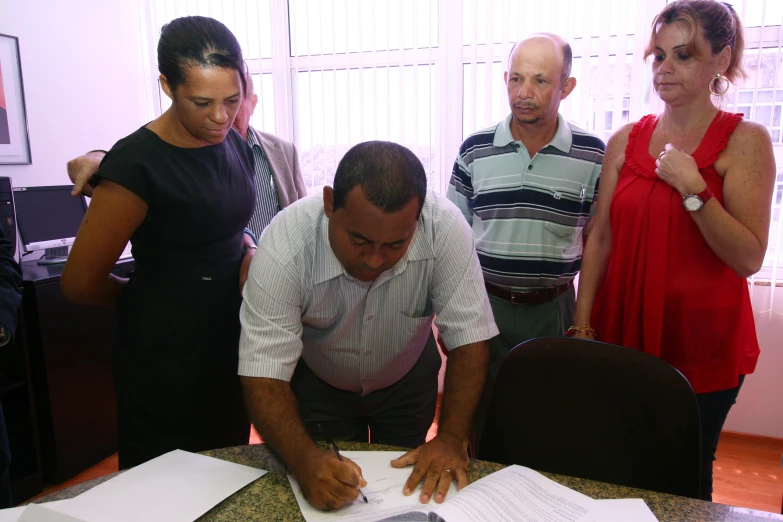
top-left (566, 325), bottom-right (596, 337)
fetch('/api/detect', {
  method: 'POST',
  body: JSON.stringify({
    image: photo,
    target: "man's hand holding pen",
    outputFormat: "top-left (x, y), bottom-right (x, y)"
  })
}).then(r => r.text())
top-left (293, 425), bottom-right (368, 511)
top-left (318, 424), bottom-right (368, 503)
top-left (294, 449), bottom-right (367, 511)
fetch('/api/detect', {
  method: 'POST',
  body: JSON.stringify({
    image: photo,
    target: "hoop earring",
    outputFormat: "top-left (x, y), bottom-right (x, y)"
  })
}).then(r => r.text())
top-left (709, 72), bottom-right (730, 96)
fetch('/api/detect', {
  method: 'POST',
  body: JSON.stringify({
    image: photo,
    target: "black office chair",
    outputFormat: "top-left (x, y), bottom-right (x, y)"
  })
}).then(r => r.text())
top-left (478, 337), bottom-right (702, 499)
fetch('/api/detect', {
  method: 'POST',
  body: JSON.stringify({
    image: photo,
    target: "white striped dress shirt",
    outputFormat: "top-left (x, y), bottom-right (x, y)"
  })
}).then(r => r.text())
top-left (238, 191), bottom-right (498, 395)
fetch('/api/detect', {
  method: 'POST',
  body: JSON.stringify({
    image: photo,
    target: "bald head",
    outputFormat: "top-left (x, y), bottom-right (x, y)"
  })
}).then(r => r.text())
top-left (508, 33), bottom-right (572, 86)
top-left (244, 68), bottom-right (255, 96)
top-left (233, 67), bottom-right (258, 139)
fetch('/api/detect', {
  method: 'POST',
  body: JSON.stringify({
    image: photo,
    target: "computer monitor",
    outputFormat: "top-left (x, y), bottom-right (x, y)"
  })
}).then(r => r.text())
top-left (13, 185), bottom-right (87, 265)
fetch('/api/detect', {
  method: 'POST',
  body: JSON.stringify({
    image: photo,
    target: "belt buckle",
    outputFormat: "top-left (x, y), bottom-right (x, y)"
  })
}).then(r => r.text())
top-left (510, 292), bottom-right (522, 305)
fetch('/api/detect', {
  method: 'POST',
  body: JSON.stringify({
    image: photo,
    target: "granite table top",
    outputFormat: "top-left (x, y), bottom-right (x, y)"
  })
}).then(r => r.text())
top-left (36, 443), bottom-right (783, 521)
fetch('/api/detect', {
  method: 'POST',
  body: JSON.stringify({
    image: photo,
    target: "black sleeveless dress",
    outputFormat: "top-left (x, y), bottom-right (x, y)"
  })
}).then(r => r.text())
top-left (96, 127), bottom-right (255, 468)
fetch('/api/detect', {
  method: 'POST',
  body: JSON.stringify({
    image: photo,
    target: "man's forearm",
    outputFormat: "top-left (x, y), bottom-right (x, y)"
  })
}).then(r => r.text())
top-left (240, 376), bottom-right (319, 477)
top-left (437, 341), bottom-right (489, 445)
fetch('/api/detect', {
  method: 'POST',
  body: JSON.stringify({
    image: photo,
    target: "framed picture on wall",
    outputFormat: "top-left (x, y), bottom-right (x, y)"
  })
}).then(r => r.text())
top-left (0, 33), bottom-right (31, 165)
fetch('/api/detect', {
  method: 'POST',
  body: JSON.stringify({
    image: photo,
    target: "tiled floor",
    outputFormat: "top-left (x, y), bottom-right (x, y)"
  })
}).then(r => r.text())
top-left (25, 423), bottom-right (783, 515)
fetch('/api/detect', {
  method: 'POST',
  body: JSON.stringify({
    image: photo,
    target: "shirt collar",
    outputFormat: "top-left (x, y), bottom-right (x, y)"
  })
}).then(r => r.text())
top-left (493, 113), bottom-right (573, 153)
top-left (403, 216), bottom-right (435, 263)
top-left (312, 196), bottom-right (436, 286)
top-left (245, 127), bottom-right (261, 148)
top-left (313, 214), bottom-right (346, 285)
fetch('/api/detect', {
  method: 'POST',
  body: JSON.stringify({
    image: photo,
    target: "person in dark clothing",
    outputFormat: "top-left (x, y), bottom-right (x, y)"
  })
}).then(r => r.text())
top-left (61, 16), bottom-right (255, 469)
top-left (0, 225), bottom-right (22, 507)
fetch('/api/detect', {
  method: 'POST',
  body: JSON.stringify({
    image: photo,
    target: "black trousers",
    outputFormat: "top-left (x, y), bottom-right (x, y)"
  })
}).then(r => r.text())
top-left (290, 335), bottom-right (442, 449)
top-left (696, 375), bottom-right (745, 501)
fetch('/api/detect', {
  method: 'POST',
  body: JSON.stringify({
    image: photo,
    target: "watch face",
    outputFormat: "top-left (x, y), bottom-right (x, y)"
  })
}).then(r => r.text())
top-left (683, 195), bottom-right (703, 212)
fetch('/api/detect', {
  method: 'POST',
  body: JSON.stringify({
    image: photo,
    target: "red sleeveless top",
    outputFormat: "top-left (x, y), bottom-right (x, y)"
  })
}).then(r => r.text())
top-left (591, 111), bottom-right (759, 394)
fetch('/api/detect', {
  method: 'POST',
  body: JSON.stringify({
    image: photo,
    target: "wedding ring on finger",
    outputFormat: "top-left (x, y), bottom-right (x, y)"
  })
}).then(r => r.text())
top-left (657, 150), bottom-right (666, 161)
top-left (442, 469), bottom-right (453, 475)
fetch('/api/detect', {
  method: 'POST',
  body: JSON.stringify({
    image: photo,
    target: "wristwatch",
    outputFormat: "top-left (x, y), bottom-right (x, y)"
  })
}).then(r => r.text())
top-left (683, 186), bottom-right (714, 212)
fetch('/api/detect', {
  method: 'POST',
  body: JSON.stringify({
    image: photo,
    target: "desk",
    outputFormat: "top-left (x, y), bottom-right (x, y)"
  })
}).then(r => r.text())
top-left (21, 259), bottom-right (134, 484)
top-left (36, 443), bottom-right (783, 521)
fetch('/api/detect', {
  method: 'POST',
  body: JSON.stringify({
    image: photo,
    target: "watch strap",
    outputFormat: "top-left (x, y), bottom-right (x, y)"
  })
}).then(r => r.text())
top-left (696, 186), bottom-right (714, 204)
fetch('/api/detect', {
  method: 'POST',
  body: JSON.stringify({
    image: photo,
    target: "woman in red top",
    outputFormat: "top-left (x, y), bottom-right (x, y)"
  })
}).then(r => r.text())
top-left (572, 0), bottom-right (775, 501)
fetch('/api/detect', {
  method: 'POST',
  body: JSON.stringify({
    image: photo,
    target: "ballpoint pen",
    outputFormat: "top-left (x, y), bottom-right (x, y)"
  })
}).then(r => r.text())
top-left (317, 424), bottom-right (368, 503)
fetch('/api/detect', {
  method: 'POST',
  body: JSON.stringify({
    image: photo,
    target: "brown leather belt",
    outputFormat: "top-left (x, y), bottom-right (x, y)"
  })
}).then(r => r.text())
top-left (485, 280), bottom-right (574, 305)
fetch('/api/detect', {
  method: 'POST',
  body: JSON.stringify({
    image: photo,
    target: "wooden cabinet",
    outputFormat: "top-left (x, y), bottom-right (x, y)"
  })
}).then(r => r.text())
top-left (21, 259), bottom-right (134, 485)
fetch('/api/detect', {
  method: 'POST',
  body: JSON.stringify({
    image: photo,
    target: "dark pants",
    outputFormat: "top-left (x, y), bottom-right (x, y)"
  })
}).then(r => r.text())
top-left (696, 375), bottom-right (745, 501)
top-left (290, 335), bottom-right (441, 448)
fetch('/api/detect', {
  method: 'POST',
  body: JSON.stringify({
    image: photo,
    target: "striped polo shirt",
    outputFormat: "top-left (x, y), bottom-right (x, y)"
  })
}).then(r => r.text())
top-left (447, 113), bottom-right (605, 290)
top-left (246, 128), bottom-right (281, 237)
top-left (238, 191), bottom-right (498, 395)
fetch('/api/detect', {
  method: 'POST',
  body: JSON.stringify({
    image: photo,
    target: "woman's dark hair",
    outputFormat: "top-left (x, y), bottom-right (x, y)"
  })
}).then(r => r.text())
top-left (157, 16), bottom-right (246, 94)
top-left (644, 0), bottom-right (747, 84)
top-left (333, 141), bottom-right (427, 218)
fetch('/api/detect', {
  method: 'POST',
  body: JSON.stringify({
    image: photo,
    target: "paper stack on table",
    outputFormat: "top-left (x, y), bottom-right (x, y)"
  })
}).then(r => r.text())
top-left (0, 449), bottom-right (267, 522)
top-left (288, 451), bottom-right (658, 522)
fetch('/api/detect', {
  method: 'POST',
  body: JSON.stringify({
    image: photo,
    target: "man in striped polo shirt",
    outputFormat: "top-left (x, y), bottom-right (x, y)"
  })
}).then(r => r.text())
top-left (447, 33), bottom-right (605, 441)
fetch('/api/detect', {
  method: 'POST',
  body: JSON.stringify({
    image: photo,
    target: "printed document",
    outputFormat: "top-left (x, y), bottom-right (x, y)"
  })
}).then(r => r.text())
top-left (289, 451), bottom-right (602, 522)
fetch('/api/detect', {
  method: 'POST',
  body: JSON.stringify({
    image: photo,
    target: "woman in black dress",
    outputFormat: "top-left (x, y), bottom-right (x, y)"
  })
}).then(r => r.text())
top-left (62, 16), bottom-right (255, 469)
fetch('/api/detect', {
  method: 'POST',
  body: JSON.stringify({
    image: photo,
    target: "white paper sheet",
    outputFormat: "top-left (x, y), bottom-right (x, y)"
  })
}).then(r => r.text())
top-left (0, 506), bottom-right (23, 522)
top-left (431, 465), bottom-right (602, 522)
top-left (46, 449), bottom-right (266, 522)
top-left (0, 501), bottom-right (69, 522)
top-left (289, 451), bottom-right (458, 522)
top-left (18, 504), bottom-right (85, 522)
top-left (595, 499), bottom-right (658, 521)
top-left (290, 454), bottom-right (602, 522)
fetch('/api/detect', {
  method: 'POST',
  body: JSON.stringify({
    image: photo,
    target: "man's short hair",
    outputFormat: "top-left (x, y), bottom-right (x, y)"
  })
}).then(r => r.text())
top-left (508, 36), bottom-right (573, 87)
top-left (332, 141), bottom-right (427, 217)
top-left (561, 41), bottom-right (572, 85)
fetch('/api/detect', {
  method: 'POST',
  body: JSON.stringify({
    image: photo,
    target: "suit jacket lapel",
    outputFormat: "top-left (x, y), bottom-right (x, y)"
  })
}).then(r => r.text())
top-left (254, 128), bottom-right (292, 208)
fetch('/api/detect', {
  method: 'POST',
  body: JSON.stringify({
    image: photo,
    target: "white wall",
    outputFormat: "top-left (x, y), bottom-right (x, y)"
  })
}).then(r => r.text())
top-left (0, 0), bottom-right (147, 187)
top-left (724, 286), bottom-right (783, 439)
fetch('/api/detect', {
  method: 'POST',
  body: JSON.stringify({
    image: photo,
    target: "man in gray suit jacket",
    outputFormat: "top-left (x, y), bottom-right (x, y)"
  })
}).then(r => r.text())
top-left (231, 72), bottom-right (307, 235)
top-left (67, 73), bottom-right (307, 289)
